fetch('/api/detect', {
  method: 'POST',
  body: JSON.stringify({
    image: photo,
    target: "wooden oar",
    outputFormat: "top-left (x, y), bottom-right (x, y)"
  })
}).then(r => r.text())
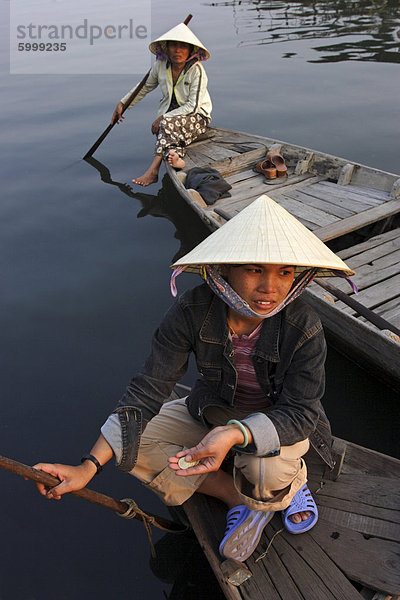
top-left (315, 279), bottom-right (400, 337)
top-left (83, 14), bottom-right (193, 159)
top-left (0, 454), bottom-right (185, 532)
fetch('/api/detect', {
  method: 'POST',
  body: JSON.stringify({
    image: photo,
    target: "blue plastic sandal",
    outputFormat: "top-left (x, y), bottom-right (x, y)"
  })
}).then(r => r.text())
top-left (282, 484), bottom-right (318, 534)
top-left (219, 504), bottom-right (273, 562)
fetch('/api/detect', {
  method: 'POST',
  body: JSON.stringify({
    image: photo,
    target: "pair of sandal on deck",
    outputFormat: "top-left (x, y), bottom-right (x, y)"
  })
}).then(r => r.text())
top-left (253, 150), bottom-right (288, 180)
top-left (219, 484), bottom-right (318, 562)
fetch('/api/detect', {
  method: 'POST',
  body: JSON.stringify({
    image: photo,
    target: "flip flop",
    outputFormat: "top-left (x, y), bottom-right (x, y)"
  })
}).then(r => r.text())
top-left (219, 504), bottom-right (273, 562)
top-left (267, 151), bottom-right (288, 177)
top-left (253, 159), bottom-right (277, 179)
top-left (282, 484), bottom-right (318, 534)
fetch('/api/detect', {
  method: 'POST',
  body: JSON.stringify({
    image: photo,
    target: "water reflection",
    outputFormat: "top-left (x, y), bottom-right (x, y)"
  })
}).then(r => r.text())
top-left (84, 156), bottom-right (210, 262)
top-left (208, 0), bottom-right (400, 63)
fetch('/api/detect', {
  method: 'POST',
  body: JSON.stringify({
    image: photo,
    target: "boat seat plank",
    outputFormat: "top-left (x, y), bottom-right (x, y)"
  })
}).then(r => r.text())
top-left (297, 185), bottom-right (382, 215)
top-left (189, 142), bottom-right (242, 163)
top-left (316, 504), bottom-right (400, 541)
top-left (290, 180), bottom-right (371, 213)
top-left (282, 188), bottom-right (355, 219)
top-left (340, 439), bottom-right (400, 479)
top-left (313, 199), bottom-right (400, 242)
top-left (315, 497), bottom-right (400, 531)
top-left (206, 147), bottom-right (271, 178)
top-left (186, 148), bottom-right (228, 167)
top-left (272, 194), bottom-right (340, 228)
top-left (313, 473), bottom-right (400, 511)
top-left (310, 521), bottom-right (400, 595)
top-left (338, 228), bottom-right (400, 260)
top-left (317, 181), bottom-right (391, 204)
top-left (307, 182), bottom-right (386, 212)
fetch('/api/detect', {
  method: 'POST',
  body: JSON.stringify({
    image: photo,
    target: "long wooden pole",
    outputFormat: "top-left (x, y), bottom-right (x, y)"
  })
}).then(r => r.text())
top-left (83, 14), bottom-right (193, 159)
top-left (314, 279), bottom-right (400, 337)
top-left (0, 454), bottom-right (185, 532)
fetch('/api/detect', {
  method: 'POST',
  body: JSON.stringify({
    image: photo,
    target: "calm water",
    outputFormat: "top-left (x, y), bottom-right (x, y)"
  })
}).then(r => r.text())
top-left (1, 1), bottom-right (399, 599)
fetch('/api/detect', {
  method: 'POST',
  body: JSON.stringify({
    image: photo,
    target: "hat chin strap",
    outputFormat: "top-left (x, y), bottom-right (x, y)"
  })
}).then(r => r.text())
top-left (170, 265), bottom-right (317, 318)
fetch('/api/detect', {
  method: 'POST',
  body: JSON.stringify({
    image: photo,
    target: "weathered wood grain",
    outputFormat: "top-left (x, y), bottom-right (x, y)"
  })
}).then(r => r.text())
top-left (261, 519), bottom-right (366, 600)
top-left (339, 274), bottom-right (400, 313)
top-left (314, 199), bottom-right (400, 241)
top-left (310, 521), bottom-right (400, 595)
top-left (283, 188), bottom-right (355, 219)
top-left (276, 193), bottom-right (340, 227)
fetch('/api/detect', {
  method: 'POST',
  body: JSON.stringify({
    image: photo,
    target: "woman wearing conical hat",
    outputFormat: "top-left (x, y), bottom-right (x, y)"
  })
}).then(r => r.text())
top-left (111, 22), bottom-right (212, 186)
top-left (34, 196), bottom-right (356, 563)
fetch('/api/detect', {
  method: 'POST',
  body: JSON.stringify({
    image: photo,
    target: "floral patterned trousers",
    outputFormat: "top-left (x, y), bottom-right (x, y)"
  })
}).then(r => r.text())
top-left (155, 113), bottom-right (208, 158)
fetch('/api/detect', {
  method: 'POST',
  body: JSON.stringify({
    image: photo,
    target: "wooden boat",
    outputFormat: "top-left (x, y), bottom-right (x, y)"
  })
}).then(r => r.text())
top-left (170, 384), bottom-right (400, 600)
top-left (165, 126), bottom-right (400, 389)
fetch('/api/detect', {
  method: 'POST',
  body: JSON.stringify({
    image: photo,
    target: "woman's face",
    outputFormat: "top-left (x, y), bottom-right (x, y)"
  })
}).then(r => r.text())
top-left (167, 41), bottom-right (191, 65)
top-left (224, 264), bottom-right (295, 315)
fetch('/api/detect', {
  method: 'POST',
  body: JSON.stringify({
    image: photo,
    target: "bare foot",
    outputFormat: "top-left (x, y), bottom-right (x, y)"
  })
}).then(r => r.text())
top-left (132, 169), bottom-right (158, 186)
top-left (132, 155), bottom-right (162, 186)
top-left (289, 510), bottom-right (311, 524)
top-left (168, 150), bottom-right (185, 170)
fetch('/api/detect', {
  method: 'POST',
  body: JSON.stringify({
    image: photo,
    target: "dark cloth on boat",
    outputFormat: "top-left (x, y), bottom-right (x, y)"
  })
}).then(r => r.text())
top-left (184, 167), bottom-right (232, 205)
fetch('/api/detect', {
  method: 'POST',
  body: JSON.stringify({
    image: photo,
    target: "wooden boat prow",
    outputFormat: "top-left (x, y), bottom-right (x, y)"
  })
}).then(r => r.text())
top-left (165, 126), bottom-right (400, 388)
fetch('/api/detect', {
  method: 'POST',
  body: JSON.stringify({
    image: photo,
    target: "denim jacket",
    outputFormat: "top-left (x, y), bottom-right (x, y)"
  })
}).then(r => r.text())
top-left (109, 284), bottom-right (333, 472)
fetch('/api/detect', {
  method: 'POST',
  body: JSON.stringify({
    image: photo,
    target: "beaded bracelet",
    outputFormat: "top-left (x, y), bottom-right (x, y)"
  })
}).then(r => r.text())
top-left (226, 419), bottom-right (249, 448)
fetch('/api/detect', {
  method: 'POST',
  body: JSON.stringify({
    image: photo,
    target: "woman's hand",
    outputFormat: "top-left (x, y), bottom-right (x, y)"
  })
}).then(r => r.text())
top-left (151, 115), bottom-right (163, 134)
top-left (111, 102), bottom-right (125, 124)
top-left (168, 424), bottom-right (249, 477)
top-left (33, 461), bottom-right (97, 500)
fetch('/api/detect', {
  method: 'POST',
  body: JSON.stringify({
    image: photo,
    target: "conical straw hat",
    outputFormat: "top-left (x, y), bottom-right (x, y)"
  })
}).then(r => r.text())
top-left (172, 195), bottom-right (354, 277)
top-left (149, 23), bottom-right (210, 60)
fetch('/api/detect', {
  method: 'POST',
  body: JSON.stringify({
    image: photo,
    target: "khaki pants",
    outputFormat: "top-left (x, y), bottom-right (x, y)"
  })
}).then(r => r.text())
top-left (131, 399), bottom-right (309, 511)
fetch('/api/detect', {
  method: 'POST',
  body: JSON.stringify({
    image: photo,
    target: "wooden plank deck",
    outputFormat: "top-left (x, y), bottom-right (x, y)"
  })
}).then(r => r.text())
top-left (302, 228), bottom-right (400, 386)
top-left (183, 129), bottom-right (400, 241)
top-left (183, 440), bottom-right (400, 600)
top-left (309, 228), bottom-right (400, 327)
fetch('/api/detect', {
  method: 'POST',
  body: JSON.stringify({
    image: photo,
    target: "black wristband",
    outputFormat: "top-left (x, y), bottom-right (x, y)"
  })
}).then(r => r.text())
top-left (81, 454), bottom-right (102, 474)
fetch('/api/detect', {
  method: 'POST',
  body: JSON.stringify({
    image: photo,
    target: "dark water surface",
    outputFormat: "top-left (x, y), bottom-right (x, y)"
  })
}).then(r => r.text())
top-left (1, 1), bottom-right (399, 599)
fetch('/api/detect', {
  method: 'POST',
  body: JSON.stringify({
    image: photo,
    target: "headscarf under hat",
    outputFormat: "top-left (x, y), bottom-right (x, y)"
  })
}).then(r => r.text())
top-left (170, 195), bottom-right (356, 319)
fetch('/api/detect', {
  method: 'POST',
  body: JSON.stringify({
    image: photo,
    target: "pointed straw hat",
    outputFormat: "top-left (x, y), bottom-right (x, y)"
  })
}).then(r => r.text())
top-left (149, 23), bottom-right (210, 60)
top-left (172, 195), bottom-right (354, 277)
